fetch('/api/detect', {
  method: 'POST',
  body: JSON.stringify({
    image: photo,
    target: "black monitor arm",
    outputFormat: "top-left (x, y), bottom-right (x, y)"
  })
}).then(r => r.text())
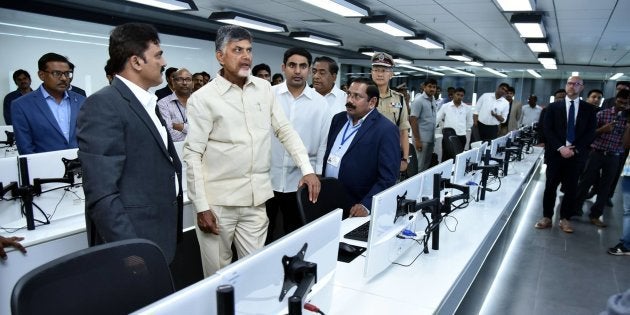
top-left (0, 131), bottom-right (14, 147)
top-left (476, 164), bottom-right (501, 201)
top-left (1, 181), bottom-right (18, 198)
top-left (280, 243), bottom-right (318, 315)
top-left (32, 157), bottom-right (82, 195)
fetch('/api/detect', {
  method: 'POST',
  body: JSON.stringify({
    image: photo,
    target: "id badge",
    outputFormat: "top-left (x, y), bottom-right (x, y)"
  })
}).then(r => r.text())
top-left (327, 154), bottom-right (341, 167)
top-left (392, 102), bottom-right (403, 109)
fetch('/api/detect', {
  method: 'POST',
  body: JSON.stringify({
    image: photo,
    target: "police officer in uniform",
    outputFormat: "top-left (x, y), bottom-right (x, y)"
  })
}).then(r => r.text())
top-left (369, 52), bottom-right (411, 177)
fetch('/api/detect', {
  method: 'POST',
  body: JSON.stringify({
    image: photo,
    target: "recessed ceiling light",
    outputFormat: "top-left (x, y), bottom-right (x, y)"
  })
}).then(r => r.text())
top-left (610, 73), bottom-right (624, 80)
top-left (510, 13), bottom-right (545, 38)
top-left (399, 64), bottom-right (444, 76)
top-left (360, 15), bottom-right (414, 37)
top-left (482, 67), bottom-right (508, 78)
top-left (446, 51), bottom-right (473, 62)
top-left (289, 32), bottom-right (343, 46)
top-left (209, 12), bottom-right (287, 32)
top-left (300, 0), bottom-right (369, 17)
top-left (439, 66), bottom-right (475, 77)
top-left (527, 69), bottom-right (542, 78)
top-left (496, 0), bottom-right (534, 11)
top-left (126, 0), bottom-right (197, 11)
top-left (524, 38), bottom-right (550, 52)
top-left (405, 34), bottom-right (444, 49)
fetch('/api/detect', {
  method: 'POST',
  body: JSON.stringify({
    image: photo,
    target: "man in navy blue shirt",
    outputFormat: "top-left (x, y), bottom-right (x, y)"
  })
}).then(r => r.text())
top-left (3, 69), bottom-right (32, 125)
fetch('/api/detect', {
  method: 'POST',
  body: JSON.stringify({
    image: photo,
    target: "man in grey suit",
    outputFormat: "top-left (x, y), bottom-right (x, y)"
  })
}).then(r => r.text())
top-left (77, 23), bottom-right (183, 263)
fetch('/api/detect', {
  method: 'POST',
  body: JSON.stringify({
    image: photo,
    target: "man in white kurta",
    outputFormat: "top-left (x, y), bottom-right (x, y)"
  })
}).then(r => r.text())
top-left (183, 26), bottom-right (320, 277)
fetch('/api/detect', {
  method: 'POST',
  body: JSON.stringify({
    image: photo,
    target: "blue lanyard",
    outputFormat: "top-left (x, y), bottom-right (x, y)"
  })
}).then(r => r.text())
top-left (341, 120), bottom-right (360, 146)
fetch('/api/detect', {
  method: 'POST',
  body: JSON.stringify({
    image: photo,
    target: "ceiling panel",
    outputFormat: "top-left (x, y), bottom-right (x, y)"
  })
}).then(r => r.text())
top-left (2, 0), bottom-right (628, 80)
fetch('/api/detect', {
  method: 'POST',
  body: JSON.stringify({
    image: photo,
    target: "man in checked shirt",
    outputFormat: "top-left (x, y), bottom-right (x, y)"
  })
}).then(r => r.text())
top-left (575, 89), bottom-right (630, 227)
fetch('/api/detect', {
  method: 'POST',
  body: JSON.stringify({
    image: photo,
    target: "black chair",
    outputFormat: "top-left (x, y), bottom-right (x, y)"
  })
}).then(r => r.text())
top-left (442, 127), bottom-right (464, 162)
top-left (11, 239), bottom-right (175, 315)
top-left (296, 177), bottom-right (352, 223)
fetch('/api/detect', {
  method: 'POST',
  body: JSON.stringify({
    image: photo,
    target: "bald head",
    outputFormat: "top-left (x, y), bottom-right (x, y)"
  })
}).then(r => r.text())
top-left (565, 75), bottom-right (584, 99)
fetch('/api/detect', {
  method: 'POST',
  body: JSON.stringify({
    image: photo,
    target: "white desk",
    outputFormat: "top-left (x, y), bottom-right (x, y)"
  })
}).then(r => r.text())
top-left (0, 147), bottom-right (195, 315)
top-left (328, 147), bottom-right (543, 314)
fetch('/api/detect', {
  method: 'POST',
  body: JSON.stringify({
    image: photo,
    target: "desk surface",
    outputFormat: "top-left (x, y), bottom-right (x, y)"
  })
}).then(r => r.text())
top-left (124, 147), bottom-right (543, 315)
top-left (328, 147), bottom-right (543, 314)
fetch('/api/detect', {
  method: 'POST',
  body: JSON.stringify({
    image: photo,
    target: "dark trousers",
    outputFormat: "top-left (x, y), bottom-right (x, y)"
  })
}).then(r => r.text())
top-left (264, 191), bottom-right (301, 244)
top-left (477, 122), bottom-right (499, 142)
top-left (609, 149), bottom-right (630, 199)
top-left (576, 150), bottom-right (622, 218)
top-left (543, 154), bottom-right (586, 219)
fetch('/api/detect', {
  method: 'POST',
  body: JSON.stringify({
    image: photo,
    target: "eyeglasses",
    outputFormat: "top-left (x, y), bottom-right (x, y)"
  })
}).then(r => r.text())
top-left (43, 70), bottom-right (73, 79)
top-left (566, 81), bottom-right (583, 87)
top-left (173, 77), bottom-right (193, 83)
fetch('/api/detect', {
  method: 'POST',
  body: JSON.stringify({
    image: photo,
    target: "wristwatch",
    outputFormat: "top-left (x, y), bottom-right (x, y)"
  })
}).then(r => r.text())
top-left (401, 157), bottom-right (410, 163)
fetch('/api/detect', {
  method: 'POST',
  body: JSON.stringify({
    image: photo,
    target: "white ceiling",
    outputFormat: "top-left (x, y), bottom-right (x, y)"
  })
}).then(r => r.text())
top-left (182, 0), bottom-right (630, 79)
top-left (5, 0), bottom-right (630, 80)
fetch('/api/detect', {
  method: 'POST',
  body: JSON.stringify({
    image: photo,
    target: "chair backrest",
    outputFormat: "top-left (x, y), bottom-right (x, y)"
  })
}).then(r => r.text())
top-left (441, 128), bottom-right (464, 162)
top-left (11, 239), bottom-right (175, 315)
top-left (296, 177), bottom-right (352, 224)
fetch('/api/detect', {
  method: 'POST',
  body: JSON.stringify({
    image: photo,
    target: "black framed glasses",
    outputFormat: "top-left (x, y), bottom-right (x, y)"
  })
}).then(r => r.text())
top-left (43, 70), bottom-right (73, 79)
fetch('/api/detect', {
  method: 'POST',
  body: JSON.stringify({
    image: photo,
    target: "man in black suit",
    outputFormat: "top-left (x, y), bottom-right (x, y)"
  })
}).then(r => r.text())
top-left (77, 23), bottom-right (183, 263)
top-left (535, 76), bottom-right (597, 233)
top-left (155, 67), bottom-right (177, 101)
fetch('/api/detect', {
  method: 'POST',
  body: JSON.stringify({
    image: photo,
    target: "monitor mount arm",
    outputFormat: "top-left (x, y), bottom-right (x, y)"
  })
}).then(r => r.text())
top-left (0, 131), bottom-right (14, 147)
top-left (1, 181), bottom-right (18, 199)
top-left (32, 157), bottom-right (82, 195)
top-left (280, 243), bottom-right (318, 315)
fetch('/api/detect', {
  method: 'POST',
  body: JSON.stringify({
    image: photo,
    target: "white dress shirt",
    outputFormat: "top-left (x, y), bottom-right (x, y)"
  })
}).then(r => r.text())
top-left (436, 101), bottom-right (473, 136)
top-left (271, 83), bottom-right (332, 192)
top-left (474, 92), bottom-right (509, 125)
top-left (116, 75), bottom-right (168, 148)
top-left (323, 85), bottom-right (347, 115)
top-left (520, 104), bottom-right (542, 127)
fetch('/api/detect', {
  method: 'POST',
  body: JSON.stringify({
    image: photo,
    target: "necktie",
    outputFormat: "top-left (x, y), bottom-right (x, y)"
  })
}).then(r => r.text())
top-left (567, 100), bottom-right (575, 144)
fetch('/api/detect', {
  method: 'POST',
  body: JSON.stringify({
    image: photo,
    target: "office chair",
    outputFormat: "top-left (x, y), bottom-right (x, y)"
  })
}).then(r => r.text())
top-left (296, 177), bottom-right (352, 223)
top-left (442, 128), bottom-right (464, 162)
top-left (11, 239), bottom-right (175, 315)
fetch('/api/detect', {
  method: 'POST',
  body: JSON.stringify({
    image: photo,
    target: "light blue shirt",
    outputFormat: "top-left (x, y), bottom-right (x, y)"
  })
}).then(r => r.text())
top-left (324, 109), bottom-right (374, 178)
top-left (40, 85), bottom-right (71, 141)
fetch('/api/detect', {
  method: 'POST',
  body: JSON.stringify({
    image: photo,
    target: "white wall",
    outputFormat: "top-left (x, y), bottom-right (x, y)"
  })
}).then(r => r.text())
top-left (0, 8), bottom-right (308, 125)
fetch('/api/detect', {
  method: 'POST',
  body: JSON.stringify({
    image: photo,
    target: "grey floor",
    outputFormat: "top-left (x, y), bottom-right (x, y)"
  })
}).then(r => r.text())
top-left (479, 169), bottom-right (630, 315)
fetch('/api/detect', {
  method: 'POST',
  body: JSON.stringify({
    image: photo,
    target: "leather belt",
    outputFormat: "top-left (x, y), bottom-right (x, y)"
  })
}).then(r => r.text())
top-left (593, 149), bottom-right (621, 156)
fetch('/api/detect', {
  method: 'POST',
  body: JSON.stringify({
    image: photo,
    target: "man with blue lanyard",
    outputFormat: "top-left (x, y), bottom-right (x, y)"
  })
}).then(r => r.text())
top-left (157, 68), bottom-right (193, 142)
top-left (322, 77), bottom-right (400, 217)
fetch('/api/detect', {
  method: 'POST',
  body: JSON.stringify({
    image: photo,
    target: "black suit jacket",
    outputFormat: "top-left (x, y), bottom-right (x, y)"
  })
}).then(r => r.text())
top-left (543, 99), bottom-right (596, 163)
top-left (322, 111), bottom-right (400, 210)
top-left (155, 86), bottom-right (172, 101)
top-left (77, 77), bottom-right (183, 262)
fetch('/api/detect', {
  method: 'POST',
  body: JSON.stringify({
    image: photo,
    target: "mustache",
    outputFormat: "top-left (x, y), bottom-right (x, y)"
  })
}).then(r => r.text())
top-left (345, 102), bottom-right (356, 109)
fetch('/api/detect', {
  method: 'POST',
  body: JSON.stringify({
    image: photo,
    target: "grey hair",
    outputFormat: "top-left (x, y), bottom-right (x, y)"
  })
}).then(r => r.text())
top-left (215, 25), bottom-right (253, 52)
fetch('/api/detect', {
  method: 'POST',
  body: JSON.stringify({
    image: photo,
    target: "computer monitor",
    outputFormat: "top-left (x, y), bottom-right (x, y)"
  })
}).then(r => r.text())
top-left (420, 160), bottom-right (454, 200)
top-left (132, 273), bottom-right (226, 315)
top-left (489, 135), bottom-right (508, 159)
top-left (22, 148), bottom-right (80, 187)
top-left (451, 147), bottom-right (480, 186)
top-left (217, 209), bottom-right (342, 314)
top-left (363, 171), bottom-right (425, 280)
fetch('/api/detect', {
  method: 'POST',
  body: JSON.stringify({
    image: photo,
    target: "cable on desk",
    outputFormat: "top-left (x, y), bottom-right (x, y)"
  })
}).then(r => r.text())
top-left (442, 214), bottom-right (459, 233)
top-left (392, 239), bottom-right (425, 267)
top-left (304, 302), bottom-right (326, 315)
